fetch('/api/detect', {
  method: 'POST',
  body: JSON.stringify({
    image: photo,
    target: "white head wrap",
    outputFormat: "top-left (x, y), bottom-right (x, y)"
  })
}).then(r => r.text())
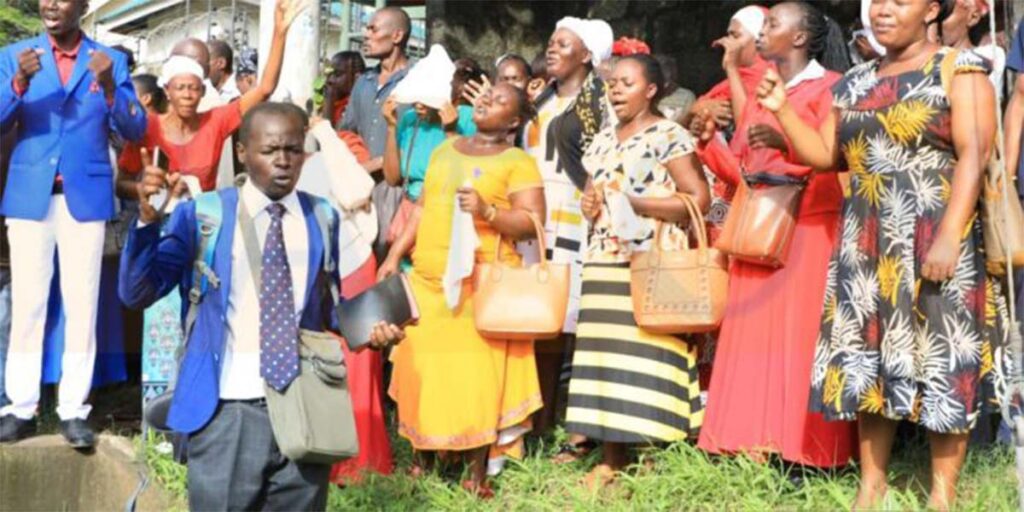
top-left (860, 0), bottom-right (887, 57)
top-left (158, 55), bottom-right (206, 88)
top-left (390, 44), bottom-right (456, 110)
top-left (555, 17), bottom-right (614, 67)
top-left (731, 5), bottom-right (767, 39)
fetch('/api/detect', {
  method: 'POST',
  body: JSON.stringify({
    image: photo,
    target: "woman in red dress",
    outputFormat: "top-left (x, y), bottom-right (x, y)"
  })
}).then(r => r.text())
top-left (691, 1), bottom-right (857, 468)
top-left (117, 0), bottom-right (300, 191)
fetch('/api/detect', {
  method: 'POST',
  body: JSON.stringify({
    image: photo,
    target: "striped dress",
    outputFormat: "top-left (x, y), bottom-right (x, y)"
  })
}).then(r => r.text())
top-left (565, 120), bottom-right (703, 443)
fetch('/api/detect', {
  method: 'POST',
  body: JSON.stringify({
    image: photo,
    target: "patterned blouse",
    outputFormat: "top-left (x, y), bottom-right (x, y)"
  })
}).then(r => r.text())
top-left (582, 120), bottom-right (696, 263)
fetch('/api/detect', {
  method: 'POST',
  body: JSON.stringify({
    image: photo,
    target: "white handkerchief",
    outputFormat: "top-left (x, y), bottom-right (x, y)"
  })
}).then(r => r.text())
top-left (606, 187), bottom-right (648, 241)
top-left (443, 183), bottom-right (480, 310)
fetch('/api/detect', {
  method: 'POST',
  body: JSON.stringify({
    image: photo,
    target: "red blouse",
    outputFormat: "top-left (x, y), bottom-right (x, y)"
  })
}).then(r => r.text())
top-left (119, 102), bottom-right (242, 192)
top-left (697, 67), bottom-right (844, 217)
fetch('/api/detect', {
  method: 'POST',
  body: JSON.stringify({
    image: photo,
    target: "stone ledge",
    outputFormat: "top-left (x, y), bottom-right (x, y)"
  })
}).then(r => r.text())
top-left (0, 435), bottom-right (178, 511)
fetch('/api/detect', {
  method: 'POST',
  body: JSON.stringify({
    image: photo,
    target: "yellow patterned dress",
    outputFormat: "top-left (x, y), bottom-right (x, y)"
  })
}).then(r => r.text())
top-left (388, 139), bottom-right (544, 468)
top-left (810, 48), bottom-right (1017, 433)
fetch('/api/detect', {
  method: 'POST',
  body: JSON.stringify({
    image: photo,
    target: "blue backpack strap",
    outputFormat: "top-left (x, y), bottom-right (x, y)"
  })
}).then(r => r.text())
top-left (309, 194), bottom-right (341, 307)
top-left (184, 191), bottom-right (224, 340)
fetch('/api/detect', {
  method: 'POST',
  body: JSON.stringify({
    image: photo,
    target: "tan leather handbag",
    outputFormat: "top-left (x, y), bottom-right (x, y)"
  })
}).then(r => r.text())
top-left (981, 155), bottom-right (1024, 275)
top-left (473, 212), bottom-right (570, 340)
top-left (630, 194), bottom-right (729, 334)
top-left (713, 170), bottom-right (806, 268)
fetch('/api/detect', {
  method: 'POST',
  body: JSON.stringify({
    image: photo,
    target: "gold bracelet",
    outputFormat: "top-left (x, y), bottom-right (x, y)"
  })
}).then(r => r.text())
top-left (484, 204), bottom-right (498, 222)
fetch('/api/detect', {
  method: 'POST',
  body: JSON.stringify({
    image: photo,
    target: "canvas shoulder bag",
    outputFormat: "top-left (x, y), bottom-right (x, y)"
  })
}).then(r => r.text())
top-left (938, 49), bottom-right (1024, 274)
top-left (630, 193), bottom-right (729, 334)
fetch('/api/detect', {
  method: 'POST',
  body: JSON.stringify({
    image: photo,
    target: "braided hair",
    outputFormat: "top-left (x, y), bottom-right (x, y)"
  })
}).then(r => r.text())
top-left (793, 2), bottom-right (853, 73)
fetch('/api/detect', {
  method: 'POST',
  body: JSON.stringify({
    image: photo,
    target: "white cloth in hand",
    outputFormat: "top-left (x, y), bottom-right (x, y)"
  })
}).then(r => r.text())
top-left (442, 183), bottom-right (479, 310)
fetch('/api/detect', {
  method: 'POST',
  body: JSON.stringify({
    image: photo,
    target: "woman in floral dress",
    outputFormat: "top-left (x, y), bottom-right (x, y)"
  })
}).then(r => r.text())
top-left (760, 0), bottom-right (1015, 509)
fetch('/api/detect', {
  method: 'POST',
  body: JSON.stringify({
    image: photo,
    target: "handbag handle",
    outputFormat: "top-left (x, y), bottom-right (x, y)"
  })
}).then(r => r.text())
top-left (650, 193), bottom-right (710, 257)
top-left (492, 210), bottom-right (547, 268)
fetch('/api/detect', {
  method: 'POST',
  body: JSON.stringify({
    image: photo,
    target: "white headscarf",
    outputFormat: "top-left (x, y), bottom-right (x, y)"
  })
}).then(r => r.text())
top-left (158, 55), bottom-right (206, 87)
top-left (555, 17), bottom-right (614, 67)
top-left (860, 0), bottom-right (887, 57)
top-left (390, 44), bottom-right (456, 110)
top-left (731, 5), bottom-right (767, 39)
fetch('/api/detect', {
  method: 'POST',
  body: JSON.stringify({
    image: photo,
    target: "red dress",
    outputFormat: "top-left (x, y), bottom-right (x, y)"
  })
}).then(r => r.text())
top-left (330, 256), bottom-right (394, 484)
top-left (695, 65), bottom-right (857, 467)
top-left (119, 103), bottom-right (242, 191)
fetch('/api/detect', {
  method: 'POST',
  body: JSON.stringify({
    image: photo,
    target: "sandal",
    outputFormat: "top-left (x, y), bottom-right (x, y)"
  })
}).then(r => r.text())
top-left (552, 440), bottom-right (598, 464)
top-left (461, 480), bottom-right (496, 500)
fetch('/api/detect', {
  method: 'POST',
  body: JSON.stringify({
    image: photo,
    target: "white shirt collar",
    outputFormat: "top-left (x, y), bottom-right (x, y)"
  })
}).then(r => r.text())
top-left (241, 180), bottom-right (302, 220)
top-left (786, 59), bottom-right (826, 89)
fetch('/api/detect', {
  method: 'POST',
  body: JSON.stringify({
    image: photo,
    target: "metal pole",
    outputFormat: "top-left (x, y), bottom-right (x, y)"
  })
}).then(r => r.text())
top-left (185, 0), bottom-right (191, 27)
top-left (231, 0), bottom-right (237, 47)
top-left (206, 0), bottom-right (213, 40)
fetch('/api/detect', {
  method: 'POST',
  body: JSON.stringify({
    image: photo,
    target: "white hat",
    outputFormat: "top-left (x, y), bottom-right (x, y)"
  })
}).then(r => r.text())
top-left (555, 17), bottom-right (614, 67)
top-left (731, 5), bottom-right (767, 39)
top-left (158, 55), bottom-right (205, 88)
top-left (860, 0), bottom-right (887, 57)
top-left (390, 45), bottom-right (455, 110)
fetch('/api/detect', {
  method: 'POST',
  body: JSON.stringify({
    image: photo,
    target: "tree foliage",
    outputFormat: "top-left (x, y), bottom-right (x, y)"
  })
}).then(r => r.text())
top-left (0, 0), bottom-right (41, 47)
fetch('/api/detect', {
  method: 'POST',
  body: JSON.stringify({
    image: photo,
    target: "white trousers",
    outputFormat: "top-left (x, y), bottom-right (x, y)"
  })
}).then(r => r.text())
top-left (2, 195), bottom-right (105, 420)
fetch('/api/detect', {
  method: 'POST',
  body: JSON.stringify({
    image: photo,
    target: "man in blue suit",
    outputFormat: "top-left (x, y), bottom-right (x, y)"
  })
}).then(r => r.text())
top-left (120, 102), bottom-right (404, 510)
top-left (0, 0), bottom-right (146, 448)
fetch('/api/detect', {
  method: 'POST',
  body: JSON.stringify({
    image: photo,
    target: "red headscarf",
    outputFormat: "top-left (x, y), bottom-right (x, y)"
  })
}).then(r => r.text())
top-left (612, 37), bottom-right (651, 56)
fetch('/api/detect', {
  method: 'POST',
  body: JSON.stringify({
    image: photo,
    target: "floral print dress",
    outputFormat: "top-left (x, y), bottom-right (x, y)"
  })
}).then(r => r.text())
top-left (810, 48), bottom-right (1017, 434)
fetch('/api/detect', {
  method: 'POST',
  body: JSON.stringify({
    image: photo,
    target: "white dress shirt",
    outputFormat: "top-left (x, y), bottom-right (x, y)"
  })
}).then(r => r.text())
top-left (219, 182), bottom-right (310, 399)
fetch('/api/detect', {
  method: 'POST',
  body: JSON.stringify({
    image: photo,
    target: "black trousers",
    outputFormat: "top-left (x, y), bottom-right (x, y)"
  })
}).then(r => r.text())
top-left (187, 400), bottom-right (331, 511)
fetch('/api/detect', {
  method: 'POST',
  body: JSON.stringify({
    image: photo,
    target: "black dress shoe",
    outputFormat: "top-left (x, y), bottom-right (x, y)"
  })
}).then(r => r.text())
top-left (0, 414), bottom-right (37, 443)
top-left (60, 419), bottom-right (95, 449)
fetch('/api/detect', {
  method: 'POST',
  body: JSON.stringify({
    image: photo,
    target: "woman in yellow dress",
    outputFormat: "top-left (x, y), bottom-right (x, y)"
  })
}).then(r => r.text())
top-left (378, 82), bottom-right (545, 497)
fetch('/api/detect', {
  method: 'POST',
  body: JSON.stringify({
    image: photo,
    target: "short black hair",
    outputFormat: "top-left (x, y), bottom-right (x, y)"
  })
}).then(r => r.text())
top-left (530, 52), bottom-right (548, 80)
top-left (111, 44), bottom-right (135, 71)
top-left (208, 39), bottom-right (234, 71)
top-left (239, 102), bottom-right (309, 145)
top-left (331, 50), bottom-right (366, 74)
top-left (496, 53), bottom-right (531, 80)
top-left (379, 6), bottom-right (412, 49)
top-left (132, 73), bottom-right (167, 113)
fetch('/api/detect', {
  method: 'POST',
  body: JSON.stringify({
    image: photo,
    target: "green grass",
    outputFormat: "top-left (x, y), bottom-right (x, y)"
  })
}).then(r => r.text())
top-left (140, 425), bottom-right (1021, 511)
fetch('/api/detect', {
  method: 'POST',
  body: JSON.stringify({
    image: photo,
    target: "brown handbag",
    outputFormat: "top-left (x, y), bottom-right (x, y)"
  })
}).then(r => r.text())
top-left (473, 212), bottom-right (570, 340)
top-left (713, 170), bottom-right (806, 268)
top-left (981, 154), bottom-right (1024, 275)
top-left (630, 194), bottom-right (729, 334)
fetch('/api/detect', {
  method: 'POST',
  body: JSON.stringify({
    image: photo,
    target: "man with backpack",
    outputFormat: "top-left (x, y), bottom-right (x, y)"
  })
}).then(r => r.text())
top-left (119, 102), bottom-right (404, 510)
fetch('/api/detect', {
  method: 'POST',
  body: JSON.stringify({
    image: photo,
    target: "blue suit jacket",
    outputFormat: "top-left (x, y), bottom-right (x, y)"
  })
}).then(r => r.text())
top-left (0, 33), bottom-right (146, 221)
top-left (118, 188), bottom-right (342, 434)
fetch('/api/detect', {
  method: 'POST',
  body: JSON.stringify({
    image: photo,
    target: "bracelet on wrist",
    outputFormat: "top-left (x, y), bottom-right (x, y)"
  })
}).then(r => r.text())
top-left (484, 204), bottom-right (498, 222)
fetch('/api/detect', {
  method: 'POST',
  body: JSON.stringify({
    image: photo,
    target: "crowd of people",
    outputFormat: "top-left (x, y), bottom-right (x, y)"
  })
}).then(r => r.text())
top-left (1, 0), bottom-right (1023, 510)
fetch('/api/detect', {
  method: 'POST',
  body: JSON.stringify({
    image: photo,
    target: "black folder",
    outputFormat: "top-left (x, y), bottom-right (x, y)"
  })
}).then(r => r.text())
top-left (337, 273), bottom-right (420, 351)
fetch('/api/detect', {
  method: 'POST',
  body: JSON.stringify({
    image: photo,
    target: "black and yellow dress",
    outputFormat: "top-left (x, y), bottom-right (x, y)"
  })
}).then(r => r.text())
top-left (564, 120), bottom-right (704, 443)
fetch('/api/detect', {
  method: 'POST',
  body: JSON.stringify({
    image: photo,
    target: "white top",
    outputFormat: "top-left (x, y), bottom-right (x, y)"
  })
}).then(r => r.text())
top-left (219, 181), bottom-right (309, 399)
top-left (218, 73), bottom-right (242, 103)
top-left (974, 44), bottom-right (1007, 93)
top-left (787, 59), bottom-right (826, 89)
